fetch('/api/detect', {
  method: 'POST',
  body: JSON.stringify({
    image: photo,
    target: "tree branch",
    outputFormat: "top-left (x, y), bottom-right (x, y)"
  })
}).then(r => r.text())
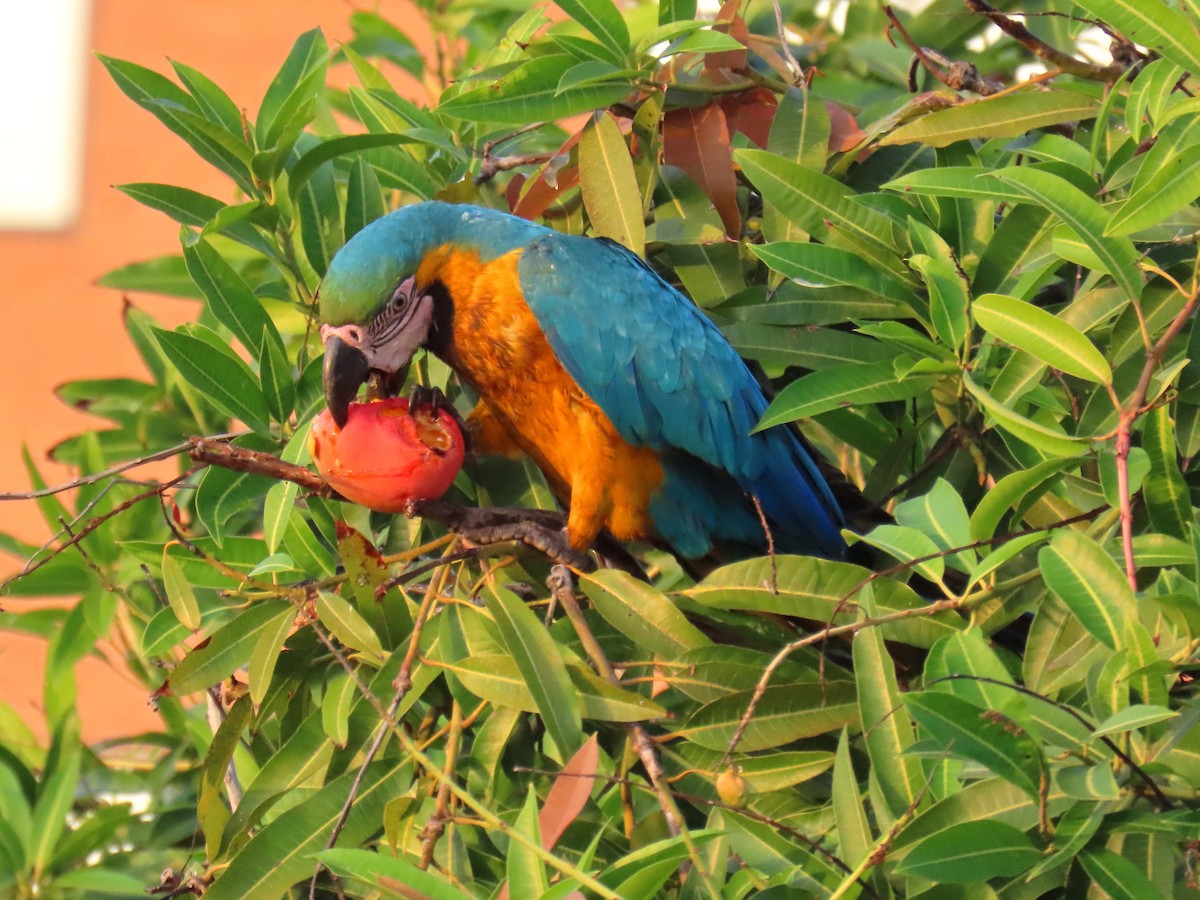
top-left (963, 0), bottom-right (1128, 83)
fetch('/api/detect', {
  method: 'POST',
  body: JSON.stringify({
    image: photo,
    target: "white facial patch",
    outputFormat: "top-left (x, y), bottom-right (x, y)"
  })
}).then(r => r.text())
top-left (320, 276), bottom-right (433, 374)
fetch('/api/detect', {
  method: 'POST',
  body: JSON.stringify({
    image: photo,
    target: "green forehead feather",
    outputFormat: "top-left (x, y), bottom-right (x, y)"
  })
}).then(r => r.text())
top-left (317, 202), bottom-right (548, 326)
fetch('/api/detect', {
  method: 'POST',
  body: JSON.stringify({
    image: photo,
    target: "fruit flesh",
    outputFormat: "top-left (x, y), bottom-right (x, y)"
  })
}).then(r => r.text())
top-left (310, 398), bottom-right (464, 512)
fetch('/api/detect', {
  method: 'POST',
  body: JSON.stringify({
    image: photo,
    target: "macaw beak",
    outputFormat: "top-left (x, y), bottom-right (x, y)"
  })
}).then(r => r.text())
top-left (322, 334), bottom-right (370, 428)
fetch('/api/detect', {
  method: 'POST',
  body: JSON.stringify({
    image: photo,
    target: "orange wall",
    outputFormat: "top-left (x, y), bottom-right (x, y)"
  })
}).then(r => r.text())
top-left (0, 0), bottom-right (430, 742)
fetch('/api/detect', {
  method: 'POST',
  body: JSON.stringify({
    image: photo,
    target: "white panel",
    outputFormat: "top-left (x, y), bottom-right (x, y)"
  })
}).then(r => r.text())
top-left (0, 0), bottom-right (91, 230)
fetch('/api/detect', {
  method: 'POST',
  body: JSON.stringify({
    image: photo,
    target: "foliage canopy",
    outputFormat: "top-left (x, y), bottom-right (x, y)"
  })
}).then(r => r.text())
top-left (3, 0), bottom-right (1200, 896)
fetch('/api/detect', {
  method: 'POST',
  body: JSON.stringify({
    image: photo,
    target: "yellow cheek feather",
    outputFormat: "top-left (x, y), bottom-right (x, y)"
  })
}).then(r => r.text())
top-left (416, 244), bottom-right (664, 550)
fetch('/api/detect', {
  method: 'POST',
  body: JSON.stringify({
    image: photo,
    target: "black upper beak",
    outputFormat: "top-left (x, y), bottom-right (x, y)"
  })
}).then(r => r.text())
top-left (322, 335), bottom-right (370, 428)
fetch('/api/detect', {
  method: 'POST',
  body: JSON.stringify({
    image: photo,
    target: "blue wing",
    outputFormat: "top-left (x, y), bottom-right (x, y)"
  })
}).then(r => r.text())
top-left (517, 232), bottom-right (845, 558)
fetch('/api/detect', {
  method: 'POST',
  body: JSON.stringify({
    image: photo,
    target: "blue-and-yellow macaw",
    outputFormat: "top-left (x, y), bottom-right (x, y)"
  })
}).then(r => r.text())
top-left (318, 201), bottom-right (844, 560)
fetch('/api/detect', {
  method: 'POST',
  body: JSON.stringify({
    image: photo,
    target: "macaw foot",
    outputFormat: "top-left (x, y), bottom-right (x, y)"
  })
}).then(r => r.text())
top-left (406, 498), bottom-right (591, 570)
top-left (408, 385), bottom-right (472, 454)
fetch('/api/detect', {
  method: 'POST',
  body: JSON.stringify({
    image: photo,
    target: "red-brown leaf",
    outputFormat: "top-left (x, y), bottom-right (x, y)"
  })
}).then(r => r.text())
top-left (706, 0), bottom-right (749, 74)
top-left (663, 104), bottom-right (741, 236)
top-left (540, 733), bottom-right (599, 849)
top-left (719, 87), bottom-right (778, 149)
top-left (826, 100), bottom-right (867, 152)
top-left (497, 735), bottom-right (598, 900)
top-left (511, 126), bottom-right (586, 221)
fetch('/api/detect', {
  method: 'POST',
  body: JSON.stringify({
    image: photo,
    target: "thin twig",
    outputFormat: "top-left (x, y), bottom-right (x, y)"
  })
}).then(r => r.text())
top-left (2, 471), bottom-right (198, 593)
top-left (963, 0), bottom-right (1126, 83)
top-left (1112, 264), bottom-right (1199, 590)
top-left (313, 550), bottom-right (456, 898)
top-left (475, 123), bottom-right (553, 185)
top-left (750, 495), bottom-right (778, 594)
top-left (419, 700), bottom-right (462, 869)
top-left (883, 5), bottom-right (1003, 96)
top-left (0, 433), bottom-right (241, 500)
top-left (929, 675), bottom-right (1173, 811)
top-left (205, 687), bottom-right (244, 811)
top-left (771, 0), bottom-right (802, 81)
top-left (828, 753), bottom-right (942, 897)
top-left (547, 566), bottom-right (721, 900)
top-left (718, 506), bottom-right (1109, 765)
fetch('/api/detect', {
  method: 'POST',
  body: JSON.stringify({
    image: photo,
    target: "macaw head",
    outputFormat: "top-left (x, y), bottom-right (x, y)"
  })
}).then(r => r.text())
top-left (317, 202), bottom-right (544, 425)
top-left (317, 208), bottom-right (441, 428)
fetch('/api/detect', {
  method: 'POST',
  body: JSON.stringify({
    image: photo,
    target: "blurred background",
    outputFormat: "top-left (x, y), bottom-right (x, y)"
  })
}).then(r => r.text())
top-left (0, 0), bottom-right (431, 743)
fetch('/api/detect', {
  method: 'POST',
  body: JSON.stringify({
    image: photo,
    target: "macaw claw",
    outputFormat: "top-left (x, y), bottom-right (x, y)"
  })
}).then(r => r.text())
top-left (408, 385), bottom-right (472, 454)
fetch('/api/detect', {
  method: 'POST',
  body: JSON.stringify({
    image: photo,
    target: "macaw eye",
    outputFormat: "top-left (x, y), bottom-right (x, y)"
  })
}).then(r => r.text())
top-left (368, 278), bottom-right (421, 345)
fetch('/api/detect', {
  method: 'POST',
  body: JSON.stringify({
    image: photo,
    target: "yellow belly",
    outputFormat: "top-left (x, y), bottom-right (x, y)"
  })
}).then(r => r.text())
top-left (416, 244), bottom-right (664, 549)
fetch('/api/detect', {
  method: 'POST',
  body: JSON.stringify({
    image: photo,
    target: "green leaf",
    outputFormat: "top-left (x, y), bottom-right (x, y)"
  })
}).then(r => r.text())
top-left (963, 374), bottom-right (1090, 458)
top-left (29, 713), bottom-right (81, 881)
top-left (48, 869), bottom-right (149, 895)
top-left (152, 327), bottom-right (271, 434)
top-left (683, 555), bottom-right (959, 647)
top-left (990, 166), bottom-right (1143, 301)
top-left (664, 29), bottom-right (746, 56)
top-left (288, 134), bottom-right (421, 203)
top-left (854, 594), bottom-right (925, 821)
top-left (258, 329), bottom-right (295, 425)
top-left (321, 672), bottom-right (356, 748)
top-left (204, 760), bottom-right (410, 900)
top-left (257, 28), bottom-right (329, 148)
top-left (832, 729), bottom-right (872, 865)
top-left (169, 601), bottom-right (292, 695)
top-left (974, 293), bottom-right (1111, 383)
top-left (98, 254), bottom-right (201, 298)
top-left (579, 111), bottom-right (644, 256)
top-left (912, 254), bottom-right (968, 350)
top-left (1091, 704), bottom-right (1179, 738)
top-left (439, 55), bottom-right (631, 124)
top-left (1142, 404), bottom-right (1192, 541)
top-left (171, 59), bottom-right (244, 135)
top-left (855, 524), bottom-right (944, 583)
top-left (882, 89), bottom-right (1099, 148)
top-left (319, 849), bottom-right (475, 900)
top-left (507, 791), bottom-right (551, 898)
top-left (1108, 142), bottom-right (1200, 235)
top-left (554, 0), bottom-right (630, 60)
top-left (736, 149), bottom-right (910, 284)
top-left (905, 692), bottom-right (1043, 799)
top-left (1073, 0), bottom-right (1200, 73)
top-left (198, 695), bottom-right (252, 859)
top-left (883, 166), bottom-right (1028, 202)
top-left (749, 242), bottom-right (917, 309)
top-left (485, 584), bottom-right (583, 755)
top-left (344, 157), bottom-right (386, 242)
top-left (896, 820), bottom-right (1040, 882)
top-left (757, 360), bottom-right (937, 427)
top-left (896, 478), bottom-right (976, 571)
top-left (161, 546), bottom-right (201, 630)
top-left (1059, 763), bottom-right (1122, 800)
top-left (295, 157), bottom-right (342, 277)
top-left (117, 182), bottom-right (223, 226)
top-left (248, 606), bottom-right (295, 706)
top-left (970, 458), bottom-right (1074, 540)
top-left (723, 323), bottom-right (896, 375)
top-left (1079, 847), bottom-right (1169, 900)
top-left (1039, 530), bottom-right (1134, 650)
top-left (582, 569), bottom-right (710, 659)
top-left (182, 234), bottom-right (281, 361)
top-left (446, 654), bottom-right (665, 722)
top-left (1028, 801), bottom-right (1109, 878)
top-left (658, 0), bottom-right (697, 26)
top-left (681, 682), bottom-right (858, 752)
top-left (316, 592), bottom-right (386, 665)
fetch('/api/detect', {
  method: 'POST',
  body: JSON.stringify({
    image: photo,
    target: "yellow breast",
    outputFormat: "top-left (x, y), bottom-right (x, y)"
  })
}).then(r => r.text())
top-left (416, 244), bottom-right (664, 548)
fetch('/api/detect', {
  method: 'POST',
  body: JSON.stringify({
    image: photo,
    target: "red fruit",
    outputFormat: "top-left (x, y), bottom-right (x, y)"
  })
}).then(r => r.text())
top-left (309, 398), bottom-right (464, 513)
